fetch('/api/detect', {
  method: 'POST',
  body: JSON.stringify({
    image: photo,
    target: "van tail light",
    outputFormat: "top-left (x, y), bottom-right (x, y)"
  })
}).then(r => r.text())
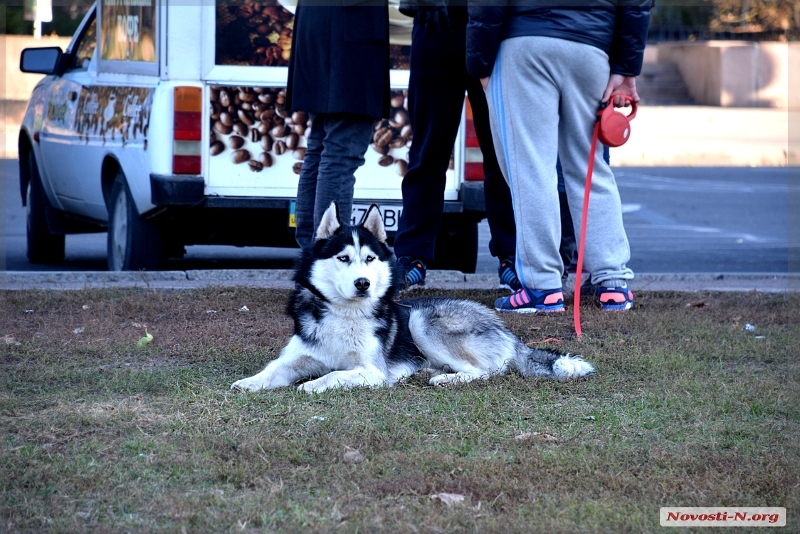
top-left (173, 86), bottom-right (202, 175)
top-left (464, 97), bottom-right (484, 181)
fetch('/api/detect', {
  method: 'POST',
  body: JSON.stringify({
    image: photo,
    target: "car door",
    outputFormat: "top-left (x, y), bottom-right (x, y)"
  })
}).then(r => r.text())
top-left (38, 8), bottom-right (98, 215)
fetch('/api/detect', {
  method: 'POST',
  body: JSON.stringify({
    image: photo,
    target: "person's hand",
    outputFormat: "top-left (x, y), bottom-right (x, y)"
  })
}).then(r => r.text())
top-left (480, 77), bottom-right (489, 91)
top-left (602, 74), bottom-right (639, 108)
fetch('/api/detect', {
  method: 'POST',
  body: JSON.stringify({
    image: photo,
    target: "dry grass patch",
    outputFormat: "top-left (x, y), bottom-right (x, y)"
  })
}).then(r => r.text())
top-left (1, 288), bottom-right (798, 532)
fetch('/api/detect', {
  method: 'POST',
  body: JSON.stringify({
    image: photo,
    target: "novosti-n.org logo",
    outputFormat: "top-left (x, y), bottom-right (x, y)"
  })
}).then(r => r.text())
top-left (660, 507), bottom-right (786, 527)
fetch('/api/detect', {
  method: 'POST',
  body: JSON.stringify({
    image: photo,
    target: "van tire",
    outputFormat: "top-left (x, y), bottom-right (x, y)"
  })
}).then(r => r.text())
top-left (107, 172), bottom-right (164, 271)
top-left (26, 152), bottom-right (65, 264)
top-left (432, 217), bottom-right (478, 274)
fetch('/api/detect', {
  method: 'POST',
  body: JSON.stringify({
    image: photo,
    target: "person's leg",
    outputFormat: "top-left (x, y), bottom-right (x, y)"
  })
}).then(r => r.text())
top-left (556, 160), bottom-right (576, 273)
top-left (393, 21), bottom-right (470, 265)
top-left (558, 145), bottom-right (610, 273)
top-left (485, 37), bottom-right (563, 292)
top-left (295, 112), bottom-right (323, 250)
top-left (556, 41), bottom-right (633, 288)
top-left (466, 75), bottom-right (516, 261)
top-left (312, 113), bottom-right (375, 234)
top-left (468, 75), bottom-right (520, 290)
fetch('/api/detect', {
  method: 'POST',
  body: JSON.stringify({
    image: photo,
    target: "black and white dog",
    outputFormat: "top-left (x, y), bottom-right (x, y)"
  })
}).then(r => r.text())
top-left (231, 203), bottom-right (595, 393)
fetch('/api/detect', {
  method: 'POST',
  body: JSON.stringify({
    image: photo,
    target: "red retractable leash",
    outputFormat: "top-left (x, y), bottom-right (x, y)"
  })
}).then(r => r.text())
top-left (573, 95), bottom-right (637, 338)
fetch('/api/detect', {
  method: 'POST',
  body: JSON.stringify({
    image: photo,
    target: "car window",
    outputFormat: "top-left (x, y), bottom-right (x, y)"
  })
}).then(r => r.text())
top-left (71, 14), bottom-right (97, 70)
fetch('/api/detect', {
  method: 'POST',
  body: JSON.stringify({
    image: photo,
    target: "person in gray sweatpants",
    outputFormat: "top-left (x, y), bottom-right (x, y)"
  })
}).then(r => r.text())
top-left (466, 1), bottom-right (650, 313)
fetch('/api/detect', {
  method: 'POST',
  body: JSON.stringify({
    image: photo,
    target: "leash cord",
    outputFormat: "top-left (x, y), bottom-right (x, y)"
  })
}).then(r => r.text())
top-left (573, 119), bottom-right (601, 339)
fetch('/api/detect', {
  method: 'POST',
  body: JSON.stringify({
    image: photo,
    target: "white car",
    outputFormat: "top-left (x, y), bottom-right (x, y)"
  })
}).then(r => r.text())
top-left (18, 0), bottom-right (485, 271)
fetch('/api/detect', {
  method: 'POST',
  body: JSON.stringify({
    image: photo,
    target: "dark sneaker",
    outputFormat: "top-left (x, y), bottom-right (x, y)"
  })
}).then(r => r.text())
top-left (494, 287), bottom-right (565, 314)
top-left (596, 285), bottom-right (634, 311)
top-left (498, 258), bottom-right (522, 291)
top-left (398, 256), bottom-right (427, 288)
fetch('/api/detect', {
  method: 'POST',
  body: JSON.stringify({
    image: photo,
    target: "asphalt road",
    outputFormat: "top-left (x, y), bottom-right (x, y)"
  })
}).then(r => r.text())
top-left (1, 159), bottom-right (795, 274)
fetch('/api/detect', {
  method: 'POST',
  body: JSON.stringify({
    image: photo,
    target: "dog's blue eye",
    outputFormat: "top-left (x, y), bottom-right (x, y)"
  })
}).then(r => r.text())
top-left (365, 255), bottom-right (375, 263)
top-left (337, 255), bottom-right (349, 263)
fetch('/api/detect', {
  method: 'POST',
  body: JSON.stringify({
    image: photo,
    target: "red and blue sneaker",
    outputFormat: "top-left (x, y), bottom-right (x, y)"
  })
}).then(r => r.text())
top-left (494, 288), bottom-right (565, 314)
top-left (596, 286), bottom-right (634, 311)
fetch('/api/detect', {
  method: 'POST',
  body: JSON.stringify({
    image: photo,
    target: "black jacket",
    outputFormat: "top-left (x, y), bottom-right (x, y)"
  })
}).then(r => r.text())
top-left (466, 0), bottom-right (650, 79)
top-left (287, 0), bottom-right (391, 119)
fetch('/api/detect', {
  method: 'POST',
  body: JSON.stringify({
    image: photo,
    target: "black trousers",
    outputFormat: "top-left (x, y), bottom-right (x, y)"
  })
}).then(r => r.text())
top-left (393, 18), bottom-right (516, 265)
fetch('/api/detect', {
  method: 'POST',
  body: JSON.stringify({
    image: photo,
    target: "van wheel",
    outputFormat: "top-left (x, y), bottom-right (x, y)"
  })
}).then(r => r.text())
top-left (432, 217), bottom-right (478, 274)
top-left (107, 172), bottom-right (164, 271)
top-left (26, 152), bottom-right (65, 264)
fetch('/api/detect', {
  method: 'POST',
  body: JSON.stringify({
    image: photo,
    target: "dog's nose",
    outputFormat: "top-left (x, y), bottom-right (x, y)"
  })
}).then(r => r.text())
top-left (354, 278), bottom-right (370, 292)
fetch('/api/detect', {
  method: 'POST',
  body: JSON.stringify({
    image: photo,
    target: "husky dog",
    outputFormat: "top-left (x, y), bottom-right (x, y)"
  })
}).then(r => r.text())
top-left (231, 203), bottom-right (595, 393)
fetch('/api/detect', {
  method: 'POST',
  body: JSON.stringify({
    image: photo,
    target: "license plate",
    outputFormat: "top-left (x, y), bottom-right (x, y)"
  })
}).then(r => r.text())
top-left (289, 202), bottom-right (402, 232)
top-left (350, 203), bottom-right (402, 232)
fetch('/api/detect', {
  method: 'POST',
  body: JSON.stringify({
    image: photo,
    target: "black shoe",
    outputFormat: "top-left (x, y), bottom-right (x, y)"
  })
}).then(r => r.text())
top-left (398, 256), bottom-right (427, 288)
top-left (498, 258), bottom-right (522, 291)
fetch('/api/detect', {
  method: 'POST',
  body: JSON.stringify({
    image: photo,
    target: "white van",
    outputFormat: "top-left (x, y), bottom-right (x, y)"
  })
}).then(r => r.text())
top-left (18, 0), bottom-right (486, 272)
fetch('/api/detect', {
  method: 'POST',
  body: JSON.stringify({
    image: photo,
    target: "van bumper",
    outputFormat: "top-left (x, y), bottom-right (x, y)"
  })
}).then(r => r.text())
top-left (150, 174), bottom-right (204, 206)
top-left (150, 173), bottom-right (486, 216)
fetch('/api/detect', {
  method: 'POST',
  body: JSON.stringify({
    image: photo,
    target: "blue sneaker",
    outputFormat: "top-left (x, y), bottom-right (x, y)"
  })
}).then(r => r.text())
top-left (596, 285), bottom-right (634, 311)
top-left (498, 258), bottom-right (522, 291)
top-left (494, 288), bottom-right (565, 314)
top-left (398, 257), bottom-right (427, 288)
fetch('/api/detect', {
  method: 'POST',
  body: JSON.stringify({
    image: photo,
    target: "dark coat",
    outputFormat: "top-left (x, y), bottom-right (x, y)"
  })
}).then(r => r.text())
top-left (286, 0), bottom-right (391, 120)
top-left (466, 0), bottom-right (650, 80)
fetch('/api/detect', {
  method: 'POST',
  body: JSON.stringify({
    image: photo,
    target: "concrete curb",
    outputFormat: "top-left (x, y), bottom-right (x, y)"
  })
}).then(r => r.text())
top-left (1, 270), bottom-right (797, 292)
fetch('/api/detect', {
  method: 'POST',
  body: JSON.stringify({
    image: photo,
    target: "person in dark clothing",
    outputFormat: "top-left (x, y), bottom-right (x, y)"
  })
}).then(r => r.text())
top-left (393, 0), bottom-right (609, 290)
top-left (393, 0), bottom-right (520, 289)
top-left (287, 0), bottom-right (391, 250)
top-left (467, 0), bottom-right (649, 313)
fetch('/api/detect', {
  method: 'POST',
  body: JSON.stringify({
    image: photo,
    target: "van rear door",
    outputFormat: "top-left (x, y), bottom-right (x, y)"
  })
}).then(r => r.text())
top-left (199, 1), bottom-right (462, 226)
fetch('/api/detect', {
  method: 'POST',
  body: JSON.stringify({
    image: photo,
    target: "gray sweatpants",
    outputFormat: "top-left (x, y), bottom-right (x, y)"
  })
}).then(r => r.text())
top-left (485, 36), bottom-right (634, 290)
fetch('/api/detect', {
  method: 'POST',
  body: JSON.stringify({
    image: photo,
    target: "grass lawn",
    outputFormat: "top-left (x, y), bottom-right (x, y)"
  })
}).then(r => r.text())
top-left (1, 288), bottom-right (798, 533)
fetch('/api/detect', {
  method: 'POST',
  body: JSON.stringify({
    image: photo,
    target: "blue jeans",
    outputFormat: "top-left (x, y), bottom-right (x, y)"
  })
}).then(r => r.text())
top-left (294, 113), bottom-right (375, 250)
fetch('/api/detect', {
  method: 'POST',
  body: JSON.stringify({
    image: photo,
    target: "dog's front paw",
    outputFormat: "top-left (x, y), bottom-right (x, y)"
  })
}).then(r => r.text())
top-left (428, 372), bottom-right (480, 387)
top-left (231, 377), bottom-right (266, 392)
top-left (429, 373), bottom-right (463, 387)
top-left (297, 383), bottom-right (317, 394)
top-left (297, 378), bottom-right (333, 394)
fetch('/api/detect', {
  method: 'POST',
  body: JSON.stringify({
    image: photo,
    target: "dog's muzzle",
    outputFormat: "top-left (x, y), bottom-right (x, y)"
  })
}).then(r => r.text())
top-left (354, 278), bottom-right (371, 295)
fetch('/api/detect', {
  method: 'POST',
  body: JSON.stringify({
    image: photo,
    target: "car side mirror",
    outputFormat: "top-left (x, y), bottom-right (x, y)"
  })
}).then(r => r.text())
top-left (20, 47), bottom-right (64, 75)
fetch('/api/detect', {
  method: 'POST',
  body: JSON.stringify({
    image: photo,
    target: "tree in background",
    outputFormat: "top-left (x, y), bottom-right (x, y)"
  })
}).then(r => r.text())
top-left (650, 0), bottom-right (798, 40)
top-left (1, 1), bottom-right (93, 37)
top-left (711, 0), bottom-right (798, 32)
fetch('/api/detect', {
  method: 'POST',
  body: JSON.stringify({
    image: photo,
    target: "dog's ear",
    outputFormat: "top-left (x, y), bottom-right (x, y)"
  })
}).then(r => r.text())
top-left (316, 201), bottom-right (342, 240)
top-left (362, 204), bottom-right (387, 243)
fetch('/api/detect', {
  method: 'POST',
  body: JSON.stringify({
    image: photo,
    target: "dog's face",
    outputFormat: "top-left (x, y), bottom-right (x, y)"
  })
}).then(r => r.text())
top-left (306, 202), bottom-right (394, 305)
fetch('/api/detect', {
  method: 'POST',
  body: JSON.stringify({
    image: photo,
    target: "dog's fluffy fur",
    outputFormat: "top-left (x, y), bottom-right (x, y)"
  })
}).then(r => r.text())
top-left (231, 203), bottom-right (595, 393)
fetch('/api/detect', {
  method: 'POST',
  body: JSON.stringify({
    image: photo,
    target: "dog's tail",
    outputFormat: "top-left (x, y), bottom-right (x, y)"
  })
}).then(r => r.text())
top-left (515, 345), bottom-right (596, 380)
